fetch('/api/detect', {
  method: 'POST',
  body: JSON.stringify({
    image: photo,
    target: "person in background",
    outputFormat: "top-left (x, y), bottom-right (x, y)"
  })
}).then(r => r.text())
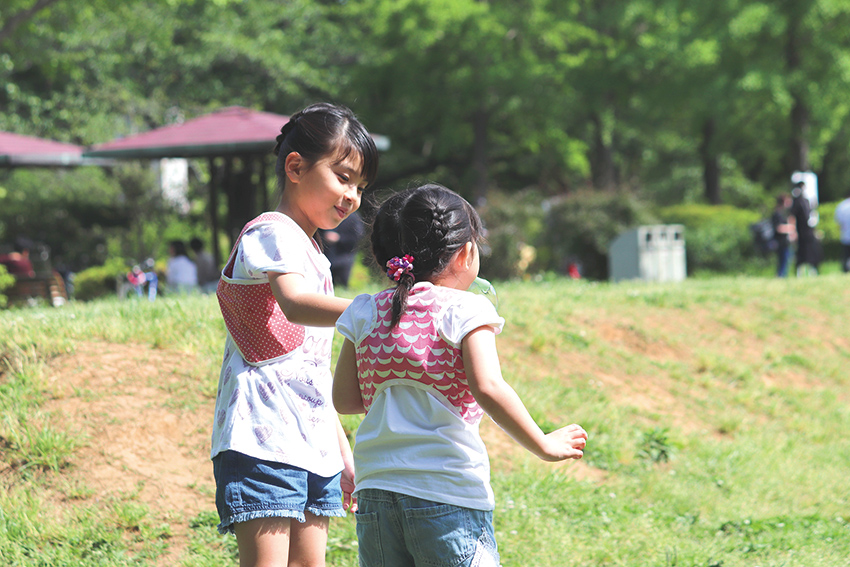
top-left (166, 239), bottom-right (198, 293)
top-left (770, 194), bottom-right (796, 278)
top-left (834, 189), bottom-right (850, 273)
top-left (318, 210), bottom-right (365, 288)
top-left (190, 237), bottom-right (219, 293)
top-left (0, 236), bottom-right (36, 277)
top-left (333, 184), bottom-right (587, 567)
top-left (211, 102), bottom-right (379, 567)
top-left (790, 181), bottom-right (820, 275)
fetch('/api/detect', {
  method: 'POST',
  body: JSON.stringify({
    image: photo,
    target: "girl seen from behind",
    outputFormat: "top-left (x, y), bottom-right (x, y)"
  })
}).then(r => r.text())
top-left (211, 102), bottom-right (378, 567)
top-left (333, 184), bottom-right (588, 567)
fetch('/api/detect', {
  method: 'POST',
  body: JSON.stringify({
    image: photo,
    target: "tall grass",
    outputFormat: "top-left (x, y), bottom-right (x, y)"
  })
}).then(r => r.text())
top-left (1, 276), bottom-right (849, 566)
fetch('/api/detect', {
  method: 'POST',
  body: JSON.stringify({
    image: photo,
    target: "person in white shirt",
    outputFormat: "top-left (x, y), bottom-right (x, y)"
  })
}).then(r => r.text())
top-left (834, 190), bottom-right (850, 273)
top-left (165, 240), bottom-right (198, 293)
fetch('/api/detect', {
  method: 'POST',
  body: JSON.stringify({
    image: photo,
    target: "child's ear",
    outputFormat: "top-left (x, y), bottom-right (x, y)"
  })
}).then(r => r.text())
top-left (456, 241), bottom-right (475, 269)
top-left (284, 152), bottom-right (304, 184)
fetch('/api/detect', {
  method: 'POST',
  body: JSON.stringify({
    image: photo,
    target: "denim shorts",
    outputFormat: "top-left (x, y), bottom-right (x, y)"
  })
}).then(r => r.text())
top-left (355, 488), bottom-right (500, 567)
top-left (213, 450), bottom-right (345, 535)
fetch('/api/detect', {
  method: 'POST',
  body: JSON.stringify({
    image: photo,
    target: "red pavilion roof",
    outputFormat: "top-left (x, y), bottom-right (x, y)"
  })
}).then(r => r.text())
top-left (0, 131), bottom-right (85, 166)
top-left (84, 106), bottom-right (289, 159)
top-left (84, 106), bottom-right (389, 159)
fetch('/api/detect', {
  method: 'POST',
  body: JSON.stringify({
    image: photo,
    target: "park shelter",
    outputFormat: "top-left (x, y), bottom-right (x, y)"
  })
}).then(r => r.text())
top-left (0, 131), bottom-right (103, 167)
top-left (0, 131), bottom-right (108, 306)
top-left (83, 106), bottom-right (390, 265)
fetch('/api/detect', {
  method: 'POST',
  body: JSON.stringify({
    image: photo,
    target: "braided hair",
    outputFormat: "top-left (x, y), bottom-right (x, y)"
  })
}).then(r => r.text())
top-left (273, 102), bottom-right (379, 194)
top-left (371, 184), bottom-right (484, 328)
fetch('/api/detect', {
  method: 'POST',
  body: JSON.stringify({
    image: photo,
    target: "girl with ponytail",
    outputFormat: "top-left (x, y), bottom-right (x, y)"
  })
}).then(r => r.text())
top-left (333, 183), bottom-right (588, 567)
top-left (211, 102), bottom-right (378, 567)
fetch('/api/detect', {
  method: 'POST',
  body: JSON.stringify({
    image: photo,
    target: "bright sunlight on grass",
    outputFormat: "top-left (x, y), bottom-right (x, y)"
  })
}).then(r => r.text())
top-left (1, 275), bottom-right (849, 566)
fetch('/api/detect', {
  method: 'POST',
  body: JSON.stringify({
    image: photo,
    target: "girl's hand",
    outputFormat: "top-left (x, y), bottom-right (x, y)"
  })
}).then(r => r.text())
top-left (341, 465), bottom-right (357, 512)
top-left (539, 423), bottom-right (587, 462)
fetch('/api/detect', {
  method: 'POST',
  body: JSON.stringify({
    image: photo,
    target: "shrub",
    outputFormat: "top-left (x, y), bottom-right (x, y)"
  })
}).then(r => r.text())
top-left (479, 190), bottom-right (548, 280)
top-left (0, 264), bottom-right (13, 308)
top-left (658, 204), bottom-right (762, 273)
top-left (73, 258), bottom-right (132, 301)
top-left (541, 190), bottom-right (659, 280)
top-left (816, 201), bottom-right (842, 262)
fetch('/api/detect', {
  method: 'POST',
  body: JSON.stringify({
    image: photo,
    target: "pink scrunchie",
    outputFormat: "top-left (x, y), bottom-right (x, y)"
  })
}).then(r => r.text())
top-left (386, 255), bottom-right (414, 282)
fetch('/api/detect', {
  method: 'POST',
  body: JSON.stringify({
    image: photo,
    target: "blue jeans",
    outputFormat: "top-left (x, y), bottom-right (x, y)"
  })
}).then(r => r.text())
top-left (355, 488), bottom-right (500, 567)
top-left (776, 245), bottom-right (792, 277)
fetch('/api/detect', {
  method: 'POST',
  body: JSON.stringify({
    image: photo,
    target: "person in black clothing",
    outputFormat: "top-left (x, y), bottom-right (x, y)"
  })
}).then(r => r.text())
top-left (770, 194), bottom-right (796, 278)
top-left (790, 181), bottom-right (821, 275)
top-left (318, 211), bottom-right (365, 288)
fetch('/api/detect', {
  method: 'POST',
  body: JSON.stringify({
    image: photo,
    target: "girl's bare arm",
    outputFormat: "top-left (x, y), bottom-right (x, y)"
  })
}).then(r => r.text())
top-left (463, 326), bottom-right (586, 462)
top-left (333, 339), bottom-right (365, 414)
top-left (268, 271), bottom-right (351, 326)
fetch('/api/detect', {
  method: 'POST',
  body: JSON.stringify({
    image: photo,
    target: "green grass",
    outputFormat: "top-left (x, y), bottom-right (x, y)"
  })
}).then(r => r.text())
top-left (1, 276), bottom-right (850, 566)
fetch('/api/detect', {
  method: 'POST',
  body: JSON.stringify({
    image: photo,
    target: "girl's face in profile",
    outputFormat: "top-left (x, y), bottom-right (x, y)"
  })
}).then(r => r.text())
top-left (283, 150), bottom-right (366, 236)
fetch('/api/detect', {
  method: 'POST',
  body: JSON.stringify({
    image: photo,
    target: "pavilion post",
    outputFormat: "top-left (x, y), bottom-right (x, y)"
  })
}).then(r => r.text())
top-left (260, 155), bottom-right (270, 212)
top-left (208, 157), bottom-right (221, 266)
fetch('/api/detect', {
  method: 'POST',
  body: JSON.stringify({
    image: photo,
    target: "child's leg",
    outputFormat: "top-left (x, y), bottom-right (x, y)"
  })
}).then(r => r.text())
top-left (289, 512), bottom-right (330, 567)
top-left (234, 514), bottom-right (329, 567)
top-left (234, 517), bottom-right (291, 567)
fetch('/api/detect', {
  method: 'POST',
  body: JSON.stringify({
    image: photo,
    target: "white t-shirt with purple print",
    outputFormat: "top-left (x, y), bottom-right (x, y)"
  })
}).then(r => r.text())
top-left (210, 214), bottom-right (343, 478)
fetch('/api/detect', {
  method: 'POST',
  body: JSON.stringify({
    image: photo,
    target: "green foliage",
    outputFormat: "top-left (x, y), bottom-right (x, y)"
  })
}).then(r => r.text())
top-left (479, 189), bottom-right (548, 280)
top-left (816, 200), bottom-right (842, 261)
top-left (659, 203), bottom-right (762, 273)
top-left (0, 167), bottom-right (127, 270)
top-left (73, 258), bottom-right (135, 301)
top-left (0, 264), bottom-right (13, 308)
top-left (636, 427), bottom-right (673, 464)
top-left (542, 190), bottom-right (659, 279)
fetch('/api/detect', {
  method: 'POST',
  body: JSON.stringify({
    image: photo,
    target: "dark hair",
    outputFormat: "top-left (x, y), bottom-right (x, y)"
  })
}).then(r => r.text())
top-left (371, 183), bottom-right (484, 328)
top-left (189, 237), bottom-right (204, 252)
top-left (273, 102), bottom-right (379, 193)
top-left (169, 240), bottom-right (188, 257)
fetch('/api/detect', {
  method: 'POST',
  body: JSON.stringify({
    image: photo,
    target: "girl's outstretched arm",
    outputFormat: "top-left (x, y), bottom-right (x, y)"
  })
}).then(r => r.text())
top-left (333, 339), bottom-right (365, 414)
top-left (268, 271), bottom-right (351, 326)
top-left (463, 326), bottom-right (587, 462)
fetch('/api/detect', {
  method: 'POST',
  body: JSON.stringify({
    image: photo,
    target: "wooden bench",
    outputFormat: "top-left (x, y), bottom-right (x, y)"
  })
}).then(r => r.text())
top-left (6, 272), bottom-right (68, 307)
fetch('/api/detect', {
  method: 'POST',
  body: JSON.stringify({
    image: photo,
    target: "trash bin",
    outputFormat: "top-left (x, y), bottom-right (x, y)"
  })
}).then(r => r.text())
top-left (609, 225), bottom-right (686, 282)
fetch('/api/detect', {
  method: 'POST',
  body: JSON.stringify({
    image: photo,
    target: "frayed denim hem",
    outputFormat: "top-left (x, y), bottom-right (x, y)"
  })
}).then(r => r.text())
top-left (217, 509), bottom-right (305, 535)
top-left (306, 505), bottom-right (347, 519)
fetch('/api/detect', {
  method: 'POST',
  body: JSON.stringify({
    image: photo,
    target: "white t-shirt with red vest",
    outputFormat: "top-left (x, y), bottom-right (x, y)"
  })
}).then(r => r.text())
top-left (336, 281), bottom-right (504, 511)
top-left (210, 212), bottom-right (343, 478)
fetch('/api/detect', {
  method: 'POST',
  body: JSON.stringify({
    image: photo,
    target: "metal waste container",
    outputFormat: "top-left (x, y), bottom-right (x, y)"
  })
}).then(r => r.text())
top-left (609, 224), bottom-right (686, 282)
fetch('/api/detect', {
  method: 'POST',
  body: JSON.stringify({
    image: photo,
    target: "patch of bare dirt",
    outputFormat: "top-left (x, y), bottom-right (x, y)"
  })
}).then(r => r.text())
top-left (36, 340), bottom-right (607, 563)
top-left (42, 342), bottom-right (216, 565)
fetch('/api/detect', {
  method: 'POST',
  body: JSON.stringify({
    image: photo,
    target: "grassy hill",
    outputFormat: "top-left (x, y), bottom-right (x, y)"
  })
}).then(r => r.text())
top-left (1, 275), bottom-right (848, 566)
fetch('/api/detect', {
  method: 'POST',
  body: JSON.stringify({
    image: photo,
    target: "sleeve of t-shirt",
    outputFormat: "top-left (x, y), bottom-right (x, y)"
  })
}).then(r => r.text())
top-left (336, 293), bottom-right (377, 343)
top-left (239, 222), bottom-right (309, 278)
top-left (440, 293), bottom-right (505, 347)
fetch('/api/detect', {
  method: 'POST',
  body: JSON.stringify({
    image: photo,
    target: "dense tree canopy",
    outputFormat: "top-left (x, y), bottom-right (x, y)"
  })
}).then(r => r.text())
top-left (3, 0), bottom-right (850, 269)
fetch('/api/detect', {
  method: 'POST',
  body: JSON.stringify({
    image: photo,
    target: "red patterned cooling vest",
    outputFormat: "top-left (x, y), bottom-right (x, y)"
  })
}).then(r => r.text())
top-left (356, 286), bottom-right (484, 424)
top-left (217, 212), bottom-right (307, 365)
